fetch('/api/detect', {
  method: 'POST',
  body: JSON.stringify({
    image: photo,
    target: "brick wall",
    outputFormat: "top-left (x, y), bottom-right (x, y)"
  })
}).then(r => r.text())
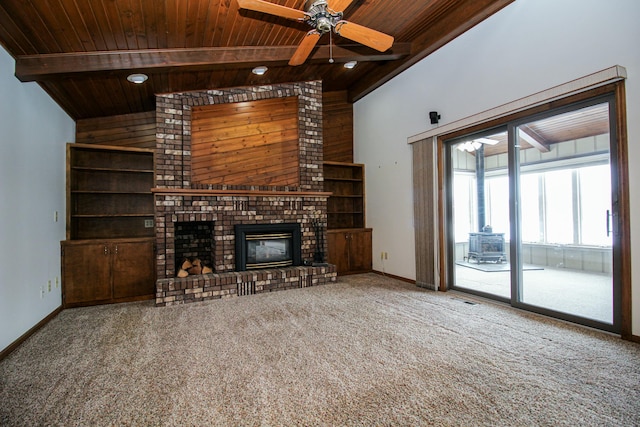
top-left (155, 195), bottom-right (328, 278)
top-left (154, 81), bottom-right (335, 305)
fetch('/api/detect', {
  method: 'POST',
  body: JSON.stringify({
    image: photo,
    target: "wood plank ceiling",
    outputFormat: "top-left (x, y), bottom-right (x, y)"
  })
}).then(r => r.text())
top-left (0, 0), bottom-right (514, 120)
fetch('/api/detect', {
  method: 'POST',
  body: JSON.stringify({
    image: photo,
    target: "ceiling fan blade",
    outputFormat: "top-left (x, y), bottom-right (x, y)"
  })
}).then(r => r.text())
top-left (475, 137), bottom-right (500, 145)
top-left (237, 0), bottom-right (306, 21)
top-left (289, 30), bottom-right (321, 66)
top-left (335, 20), bottom-right (394, 52)
top-left (327, 0), bottom-right (354, 12)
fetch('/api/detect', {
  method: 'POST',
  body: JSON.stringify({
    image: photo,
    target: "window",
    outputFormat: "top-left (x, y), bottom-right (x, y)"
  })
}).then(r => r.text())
top-left (544, 169), bottom-right (574, 245)
top-left (452, 171), bottom-right (476, 242)
top-left (486, 175), bottom-right (509, 240)
top-left (480, 163), bottom-right (612, 247)
top-left (578, 164), bottom-right (612, 246)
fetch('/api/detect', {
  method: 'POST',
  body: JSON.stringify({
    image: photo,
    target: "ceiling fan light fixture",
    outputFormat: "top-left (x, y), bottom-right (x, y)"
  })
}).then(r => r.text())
top-left (344, 61), bottom-right (357, 69)
top-left (126, 73), bottom-right (148, 84)
top-left (252, 66), bottom-right (268, 75)
top-left (238, 0), bottom-right (394, 66)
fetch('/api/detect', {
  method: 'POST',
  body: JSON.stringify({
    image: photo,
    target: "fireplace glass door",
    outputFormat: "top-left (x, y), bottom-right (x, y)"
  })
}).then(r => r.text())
top-left (235, 223), bottom-right (302, 271)
top-left (246, 233), bottom-right (293, 269)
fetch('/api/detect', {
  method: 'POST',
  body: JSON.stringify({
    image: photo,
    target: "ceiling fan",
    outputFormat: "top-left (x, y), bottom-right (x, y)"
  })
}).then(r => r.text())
top-left (457, 138), bottom-right (500, 152)
top-left (237, 0), bottom-right (395, 66)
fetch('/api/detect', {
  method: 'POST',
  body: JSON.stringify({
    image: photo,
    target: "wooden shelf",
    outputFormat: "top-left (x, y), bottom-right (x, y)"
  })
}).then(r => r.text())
top-left (71, 166), bottom-right (154, 173)
top-left (323, 162), bottom-right (365, 230)
top-left (152, 188), bottom-right (331, 197)
top-left (71, 190), bottom-right (153, 194)
top-left (324, 177), bottom-right (363, 182)
top-left (71, 214), bottom-right (153, 218)
top-left (67, 143), bottom-right (155, 240)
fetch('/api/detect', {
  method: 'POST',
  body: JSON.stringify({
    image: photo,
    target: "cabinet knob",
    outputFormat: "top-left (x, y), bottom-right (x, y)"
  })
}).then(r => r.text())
top-left (114, 245), bottom-right (118, 255)
top-left (104, 246), bottom-right (109, 255)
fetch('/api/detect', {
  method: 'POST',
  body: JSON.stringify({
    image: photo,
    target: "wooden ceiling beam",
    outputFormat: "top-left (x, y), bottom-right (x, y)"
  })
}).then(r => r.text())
top-left (15, 43), bottom-right (411, 82)
top-left (518, 127), bottom-right (550, 152)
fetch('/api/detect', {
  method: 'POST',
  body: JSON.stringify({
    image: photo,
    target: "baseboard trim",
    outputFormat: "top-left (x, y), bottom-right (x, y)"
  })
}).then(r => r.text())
top-left (628, 334), bottom-right (640, 344)
top-left (0, 306), bottom-right (62, 362)
top-left (372, 270), bottom-right (416, 285)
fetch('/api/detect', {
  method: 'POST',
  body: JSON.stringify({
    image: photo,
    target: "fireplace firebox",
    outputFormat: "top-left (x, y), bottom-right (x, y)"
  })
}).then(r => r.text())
top-left (175, 221), bottom-right (214, 275)
top-left (235, 223), bottom-right (302, 271)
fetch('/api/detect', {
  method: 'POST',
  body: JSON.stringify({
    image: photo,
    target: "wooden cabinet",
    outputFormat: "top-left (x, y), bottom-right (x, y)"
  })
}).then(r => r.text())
top-left (323, 162), bottom-right (365, 229)
top-left (327, 229), bottom-right (372, 275)
top-left (324, 162), bottom-right (372, 275)
top-left (63, 143), bottom-right (156, 306)
top-left (61, 238), bottom-right (155, 307)
top-left (67, 143), bottom-right (155, 240)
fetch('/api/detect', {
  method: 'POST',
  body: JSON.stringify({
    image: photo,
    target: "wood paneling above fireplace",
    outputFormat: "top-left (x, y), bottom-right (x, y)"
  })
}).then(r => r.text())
top-left (191, 97), bottom-right (300, 187)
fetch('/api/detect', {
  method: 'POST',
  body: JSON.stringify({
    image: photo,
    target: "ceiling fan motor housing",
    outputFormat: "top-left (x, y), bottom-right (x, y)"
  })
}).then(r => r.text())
top-left (305, 0), bottom-right (343, 33)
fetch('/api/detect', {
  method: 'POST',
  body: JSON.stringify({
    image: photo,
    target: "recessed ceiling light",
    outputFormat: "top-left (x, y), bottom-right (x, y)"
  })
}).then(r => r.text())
top-left (252, 66), bottom-right (268, 75)
top-left (127, 73), bottom-right (148, 84)
top-left (344, 61), bottom-right (358, 69)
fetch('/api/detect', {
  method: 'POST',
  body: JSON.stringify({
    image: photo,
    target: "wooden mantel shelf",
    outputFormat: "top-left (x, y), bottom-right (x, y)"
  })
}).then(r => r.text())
top-left (152, 188), bottom-right (332, 198)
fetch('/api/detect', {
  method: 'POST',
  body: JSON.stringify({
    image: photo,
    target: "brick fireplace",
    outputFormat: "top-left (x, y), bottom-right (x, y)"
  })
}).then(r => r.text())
top-left (154, 81), bottom-right (336, 306)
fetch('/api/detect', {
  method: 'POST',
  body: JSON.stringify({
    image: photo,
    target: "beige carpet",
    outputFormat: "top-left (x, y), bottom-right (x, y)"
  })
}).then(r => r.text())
top-left (1, 274), bottom-right (639, 426)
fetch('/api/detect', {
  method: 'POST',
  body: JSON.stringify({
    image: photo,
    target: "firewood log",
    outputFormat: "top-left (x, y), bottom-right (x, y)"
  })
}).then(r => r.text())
top-left (202, 266), bottom-right (213, 274)
top-left (177, 269), bottom-right (189, 278)
top-left (192, 258), bottom-right (202, 267)
top-left (181, 259), bottom-right (193, 270)
top-left (188, 265), bottom-right (202, 275)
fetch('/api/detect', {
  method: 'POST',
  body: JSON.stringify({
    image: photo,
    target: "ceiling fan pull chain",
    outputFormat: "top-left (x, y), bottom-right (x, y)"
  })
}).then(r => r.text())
top-left (329, 29), bottom-right (334, 63)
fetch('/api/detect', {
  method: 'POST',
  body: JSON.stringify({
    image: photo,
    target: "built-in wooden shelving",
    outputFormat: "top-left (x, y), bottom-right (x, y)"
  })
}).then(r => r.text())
top-left (66, 143), bottom-right (155, 240)
top-left (323, 161), bottom-right (365, 230)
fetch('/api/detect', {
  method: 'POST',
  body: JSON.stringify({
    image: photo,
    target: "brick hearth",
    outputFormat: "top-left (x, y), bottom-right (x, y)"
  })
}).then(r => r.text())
top-left (154, 81), bottom-right (336, 306)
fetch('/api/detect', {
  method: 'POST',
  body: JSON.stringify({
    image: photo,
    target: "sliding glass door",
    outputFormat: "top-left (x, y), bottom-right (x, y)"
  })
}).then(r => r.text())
top-left (512, 101), bottom-right (616, 328)
top-left (447, 96), bottom-right (620, 332)
top-left (449, 128), bottom-right (511, 300)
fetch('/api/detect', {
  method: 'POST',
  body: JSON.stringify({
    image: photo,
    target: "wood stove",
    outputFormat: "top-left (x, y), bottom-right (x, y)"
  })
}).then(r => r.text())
top-left (235, 223), bottom-right (302, 271)
top-left (468, 232), bottom-right (506, 263)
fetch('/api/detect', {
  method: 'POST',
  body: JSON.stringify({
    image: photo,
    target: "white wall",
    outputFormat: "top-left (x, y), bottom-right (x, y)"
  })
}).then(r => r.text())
top-left (354, 0), bottom-right (640, 334)
top-left (0, 45), bottom-right (75, 352)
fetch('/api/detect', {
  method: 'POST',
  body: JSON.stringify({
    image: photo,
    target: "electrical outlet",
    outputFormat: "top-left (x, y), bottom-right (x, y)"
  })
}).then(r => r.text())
top-left (48, 280), bottom-right (52, 292)
top-left (54, 211), bottom-right (58, 222)
top-left (380, 252), bottom-right (384, 260)
top-left (144, 219), bottom-right (154, 228)
top-left (55, 277), bottom-right (59, 288)
top-left (40, 286), bottom-right (44, 299)
top-left (384, 252), bottom-right (388, 260)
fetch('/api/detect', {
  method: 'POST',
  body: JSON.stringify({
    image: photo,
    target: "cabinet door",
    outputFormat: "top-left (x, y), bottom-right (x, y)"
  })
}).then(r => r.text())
top-left (112, 240), bottom-right (155, 299)
top-left (327, 231), bottom-right (350, 274)
top-left (348, 229), bottom-right (373, 273)
top-left (62, 242), bottom-right (111, 305)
